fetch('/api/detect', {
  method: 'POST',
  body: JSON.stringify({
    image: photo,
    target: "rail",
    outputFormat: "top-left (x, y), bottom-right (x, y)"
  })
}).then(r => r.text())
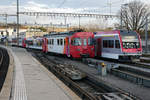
top-left (111, 67), bottom-right (150, 88)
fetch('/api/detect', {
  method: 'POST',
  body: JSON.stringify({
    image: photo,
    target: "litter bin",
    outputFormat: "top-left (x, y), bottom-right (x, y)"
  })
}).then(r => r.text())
top-left (97, 62), bottom-right (107, 76)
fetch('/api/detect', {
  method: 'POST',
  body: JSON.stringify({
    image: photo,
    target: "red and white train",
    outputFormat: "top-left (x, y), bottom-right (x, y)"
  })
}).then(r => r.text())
top-left (94, 30), bottom-right (142, 61)
top-left (11, 30), bottom-right (142, 61)
top-left (26, 31), bottom-right (95, 58)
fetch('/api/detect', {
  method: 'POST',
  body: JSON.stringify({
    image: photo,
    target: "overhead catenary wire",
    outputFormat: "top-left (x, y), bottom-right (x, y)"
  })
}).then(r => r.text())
top-left (58, 0), bottom-right (67, 8)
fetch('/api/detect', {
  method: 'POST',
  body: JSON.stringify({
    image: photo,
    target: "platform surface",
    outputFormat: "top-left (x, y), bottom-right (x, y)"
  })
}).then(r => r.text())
top-left (9, 47), bottom-right (80, 100)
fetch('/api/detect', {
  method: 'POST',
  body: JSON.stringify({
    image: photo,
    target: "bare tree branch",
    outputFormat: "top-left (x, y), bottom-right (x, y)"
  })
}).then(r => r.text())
top-left (119, 0), bottom-right (150, 31)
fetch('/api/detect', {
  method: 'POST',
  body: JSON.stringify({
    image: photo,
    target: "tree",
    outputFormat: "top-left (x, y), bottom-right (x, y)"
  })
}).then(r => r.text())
top-left (120, 1), bottom-right (150, 31)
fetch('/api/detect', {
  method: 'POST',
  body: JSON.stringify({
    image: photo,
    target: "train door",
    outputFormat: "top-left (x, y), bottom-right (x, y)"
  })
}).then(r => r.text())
top-left (22, 38), bottom-right (26, 48)
top-left (97, 38), bottom-right (102, 56)
top-left (65, 37), bottom-right (70, 57)
top-left (42, 38), bottom-right (48, 52)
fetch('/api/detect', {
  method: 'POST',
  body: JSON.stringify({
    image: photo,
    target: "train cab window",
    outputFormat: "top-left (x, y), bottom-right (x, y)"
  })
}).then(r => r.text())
top-left (71, 38), bottom-right (82, 46)
top-left (83, 38), bottom-right (87, 46)
top-left (115, 40), bottom-right (120, 48)
top-left (60, 39), bottom-right (63, 45)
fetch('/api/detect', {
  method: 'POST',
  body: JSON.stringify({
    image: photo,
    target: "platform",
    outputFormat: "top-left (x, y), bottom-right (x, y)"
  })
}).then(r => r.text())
top-left (5, 47), bottom-right (80, 100)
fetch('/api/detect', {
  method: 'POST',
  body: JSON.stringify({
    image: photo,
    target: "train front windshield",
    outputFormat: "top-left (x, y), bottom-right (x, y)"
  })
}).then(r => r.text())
top-left (120, 31), bottom-right (140, 49)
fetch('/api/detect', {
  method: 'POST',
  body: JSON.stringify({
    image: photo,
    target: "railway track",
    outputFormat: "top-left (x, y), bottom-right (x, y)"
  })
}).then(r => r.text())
top-left (79, 58), bottom-right (150, 88)
top-left (0, 47), bottom-right (10, 92)
top-left (120, 61), bottom-right (150, 70)
top-left (111, 66), bottom-right (150, 88)
top-left (30, 50), bottom-right (138, 100)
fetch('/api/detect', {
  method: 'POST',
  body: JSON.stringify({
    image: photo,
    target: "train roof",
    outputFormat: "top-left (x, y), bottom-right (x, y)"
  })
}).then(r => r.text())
top-left (43, 29), bottom-right (84, 37)
top-left (95, 30), bottom-right (137, 34)
top-left (95, 30), bottom-right (138, 36)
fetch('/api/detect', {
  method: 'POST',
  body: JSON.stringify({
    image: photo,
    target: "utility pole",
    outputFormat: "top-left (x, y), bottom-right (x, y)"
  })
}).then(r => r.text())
top-left (120, 6), bottom-right (122, 29)
top-left (145, 16), bottom-right (148, 53)
top-left (79, 16), bottom-right (81, 29)
top-left (17, 0), bottom-right (19, 44)
top-left (5, 14), bottom-right (8, 36)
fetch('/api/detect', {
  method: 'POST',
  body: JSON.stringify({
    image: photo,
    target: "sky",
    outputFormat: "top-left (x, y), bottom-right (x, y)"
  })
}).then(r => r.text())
top-left (0, 0), bottom-right (150, 27)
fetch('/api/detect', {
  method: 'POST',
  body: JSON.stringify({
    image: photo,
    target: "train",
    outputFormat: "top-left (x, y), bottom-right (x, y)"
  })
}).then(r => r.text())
top-left (25, 30), bottom-right (95, 58)
top-left (11, 30), bottom-right (142, 61)
top-left (94, 30), bottom-right (142, 61)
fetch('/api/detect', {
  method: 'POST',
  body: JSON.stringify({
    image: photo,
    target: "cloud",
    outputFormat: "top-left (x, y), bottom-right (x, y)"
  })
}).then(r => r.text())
top-left (0, 0), bottom-right (119, 26)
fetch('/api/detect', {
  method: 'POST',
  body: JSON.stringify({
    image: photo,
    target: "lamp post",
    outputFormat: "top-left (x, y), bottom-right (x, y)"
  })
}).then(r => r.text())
top-left (17, 0), bottom-right (19, 45)
top-left (79, 16), bottom-right (81, 29)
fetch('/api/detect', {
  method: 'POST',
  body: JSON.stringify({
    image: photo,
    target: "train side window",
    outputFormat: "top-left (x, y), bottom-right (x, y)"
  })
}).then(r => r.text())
top-left (52, 39), bottom-right (54, 45)
top-left (88, 38), bottom-right (93, 46)
top-left (49, 39), bottom-right (51, 45)
top-left (60, 39), bottom-right (63, 45)
top-left (50, 39), bottom-right (51, 45)
top-left (115, 40), bottom-right (120, 48)
top-left (103, 40), bottom-right (108, 48)
top-left (64, 39), bottom-right (66, 45)
top-left (109, 40), bottom-right (114, 48)
top-left (48, 39), bottom-right (50, 44)
top-left (57, 39), bottom-right (59, 45)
